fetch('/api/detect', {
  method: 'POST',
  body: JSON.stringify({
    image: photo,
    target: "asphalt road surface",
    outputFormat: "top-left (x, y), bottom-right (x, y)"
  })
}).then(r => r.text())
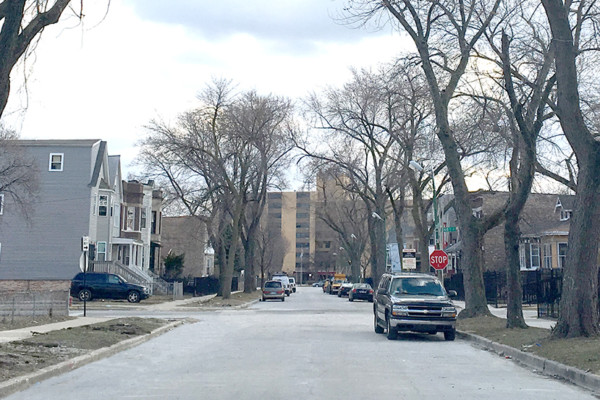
top-left (5, 287), bottom-right (597, 400)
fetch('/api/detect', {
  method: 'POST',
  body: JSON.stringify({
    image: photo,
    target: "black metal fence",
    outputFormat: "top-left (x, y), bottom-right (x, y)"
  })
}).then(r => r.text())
top-left (444, 269), bottom-right (570, 319)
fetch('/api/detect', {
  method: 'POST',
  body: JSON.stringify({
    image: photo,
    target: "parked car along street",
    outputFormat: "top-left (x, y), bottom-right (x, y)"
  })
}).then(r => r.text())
top-left (373, 273), bottom-right (457, 341)
top-left (262, 280), bottom-right (285, 302)
top-left (289, 277), bottom-right (297, 293)
top-left (349, 283), bottom-right (374, 302)
top-left (338, 282), bottom-right (353, 297)
top-left (70, 272), bottom-right (150, 303)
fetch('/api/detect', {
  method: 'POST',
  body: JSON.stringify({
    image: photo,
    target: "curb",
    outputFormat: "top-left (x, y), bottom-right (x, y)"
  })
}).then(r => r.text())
top-left (0, 319), bottom-right (188, 399)
top-left (457, 330), bottom-right (600, 394)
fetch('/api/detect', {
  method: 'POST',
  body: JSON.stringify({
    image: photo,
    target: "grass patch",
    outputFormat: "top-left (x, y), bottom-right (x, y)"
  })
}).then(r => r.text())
top-left (457, 315), bottom-right (600, 375)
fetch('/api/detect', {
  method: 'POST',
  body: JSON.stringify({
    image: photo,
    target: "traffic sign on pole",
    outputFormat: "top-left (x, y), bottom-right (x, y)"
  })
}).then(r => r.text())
top-left (429, 249), bottom-right (449, 270)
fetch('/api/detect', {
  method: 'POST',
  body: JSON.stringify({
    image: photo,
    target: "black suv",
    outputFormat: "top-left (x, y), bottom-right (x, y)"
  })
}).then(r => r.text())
top-left (373, 273), bottom-right (457, 341)
top-left (71, 272), bottom-right (150, 303)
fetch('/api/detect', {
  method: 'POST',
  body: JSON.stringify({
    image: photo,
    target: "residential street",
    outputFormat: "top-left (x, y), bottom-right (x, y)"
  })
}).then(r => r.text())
top-left (5, 288), bottom-right (596, 400)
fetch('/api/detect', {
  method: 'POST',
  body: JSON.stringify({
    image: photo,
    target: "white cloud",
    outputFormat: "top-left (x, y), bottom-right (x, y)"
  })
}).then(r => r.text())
top-left (2, 0), bottom-right (411, 180)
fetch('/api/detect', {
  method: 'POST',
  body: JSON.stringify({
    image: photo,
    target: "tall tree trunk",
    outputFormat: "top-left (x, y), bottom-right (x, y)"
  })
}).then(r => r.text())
top-left (441, 127), bottom-right (491, 318)
top-left (221, 205), bottom-right (244, 299)
top-left (504, 212), bottom-right (527, 328)
top-left (542, 0), bottom-right (600, 338)
top-left (459, 225), bottom-right (489, 318)
top-left (243, 226), bottom-right (257, 293)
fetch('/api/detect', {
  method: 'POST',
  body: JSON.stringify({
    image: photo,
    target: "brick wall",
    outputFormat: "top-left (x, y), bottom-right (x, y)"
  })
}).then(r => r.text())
top-left (0, 280), bottom-right (70, 293)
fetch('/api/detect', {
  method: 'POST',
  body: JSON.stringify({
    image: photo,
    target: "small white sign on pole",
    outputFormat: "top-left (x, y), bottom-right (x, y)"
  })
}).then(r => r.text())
top-left (402, 249), bottom-right (417, 270)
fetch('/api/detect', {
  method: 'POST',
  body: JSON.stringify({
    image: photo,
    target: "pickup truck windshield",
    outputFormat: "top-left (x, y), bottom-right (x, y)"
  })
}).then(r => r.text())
top-left (390, 278), bottom-right (446, 297)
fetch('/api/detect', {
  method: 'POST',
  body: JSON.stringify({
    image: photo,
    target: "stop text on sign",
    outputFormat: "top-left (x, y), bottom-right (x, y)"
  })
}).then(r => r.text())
top-left (429, 249), bottom-right (449, 270)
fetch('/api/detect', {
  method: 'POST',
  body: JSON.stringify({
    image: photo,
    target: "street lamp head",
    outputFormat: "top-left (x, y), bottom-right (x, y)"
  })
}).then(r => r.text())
top-left (409, 160), bottom-right (424, 172)
top-left (372, 212), bottom-right (383, 221)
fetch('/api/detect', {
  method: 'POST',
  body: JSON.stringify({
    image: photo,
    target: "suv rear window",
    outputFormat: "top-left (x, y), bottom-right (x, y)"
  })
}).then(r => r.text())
top-left (265, 281), bottom-right (282, 288)
top-left (390, 277), bottom-right (445, 296)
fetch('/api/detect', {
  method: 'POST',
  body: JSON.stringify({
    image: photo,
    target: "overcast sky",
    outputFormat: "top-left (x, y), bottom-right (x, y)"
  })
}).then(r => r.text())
top-left (3, 0), bottom-right (411, 182)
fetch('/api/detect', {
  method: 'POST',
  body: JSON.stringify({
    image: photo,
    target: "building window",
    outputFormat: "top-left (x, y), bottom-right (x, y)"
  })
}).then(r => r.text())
top-left (98, 195), bottom-right (108, 216)
top-left (543, 243), bottom-right (553, 269)
top-left (296, 212), bottom-right (309, 219)
top-left (268, 192), bottom-right (282, 200)
top-left (519, 245), bottom-right (526, 269)
top-left (141, 208), bottom-right (147, 229)
top-left (97, 241), bottom-right (107, 262)
top-left (530, 243), bottom-right (540, 269)
top-left (126, 207), bottom-right (135, 231)
top-left (296, 232), bottom-right (309, 238)
top-left (560, 210), bottom-right (572, 221)
top-left (558, 242), bottom-right (568, 268)
top-left (296, 192), bottom-right (310, 199)
top-left (0, 194), bottom-right (3, 215)
top-left (49, 153), bottom-right (64, 171)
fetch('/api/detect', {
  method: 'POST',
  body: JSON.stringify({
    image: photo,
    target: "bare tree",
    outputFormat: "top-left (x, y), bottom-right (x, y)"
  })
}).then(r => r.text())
top-left (0, 126), bottom-right (38, 218)
top-left (541, 0), bottom-right (600, 338)
top-left (0, 0), bottom-right (81, 118)
top-left (345, 0), bottom-right (507, 318)
top-left (231, 91), bottom-right (295, 293)
top-left (298, 67), bottom-right (406, 286)
top-left (255, 226), bottom-right (288, 288)
top-left (138, 80), bottom-right (295, 299)
top-left (314, 165), bottom-right (369, 281)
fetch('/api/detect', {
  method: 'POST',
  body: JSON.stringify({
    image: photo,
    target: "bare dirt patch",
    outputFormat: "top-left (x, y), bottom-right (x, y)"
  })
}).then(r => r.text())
top-left (0, 316), bottom-right (75, 331)
top-left (184, 291), bottom-right (261, 308)
top-left (0, 317), bottom-right (170, 383)
top-left (457, 315), bottom-right (600, 375)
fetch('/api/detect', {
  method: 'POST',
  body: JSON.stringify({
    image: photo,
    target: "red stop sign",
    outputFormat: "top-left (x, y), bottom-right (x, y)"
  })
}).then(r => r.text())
top-left (430, 249), bottom-right (449, 270)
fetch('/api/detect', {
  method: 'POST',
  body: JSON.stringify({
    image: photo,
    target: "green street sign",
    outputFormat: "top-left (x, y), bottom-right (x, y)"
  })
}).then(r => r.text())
top-left (443, 227), bottom-right (457, 232)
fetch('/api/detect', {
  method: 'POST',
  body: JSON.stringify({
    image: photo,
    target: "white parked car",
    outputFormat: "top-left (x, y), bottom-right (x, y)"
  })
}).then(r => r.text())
top-left (271, 274), bottom-right (291, 296)
top-left (288, 277), bottom-right (297, 293)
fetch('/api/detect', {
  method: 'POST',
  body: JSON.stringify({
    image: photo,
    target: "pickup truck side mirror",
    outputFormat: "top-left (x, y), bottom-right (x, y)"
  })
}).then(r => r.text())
top-left (447, 290), bottom-right (457, 298)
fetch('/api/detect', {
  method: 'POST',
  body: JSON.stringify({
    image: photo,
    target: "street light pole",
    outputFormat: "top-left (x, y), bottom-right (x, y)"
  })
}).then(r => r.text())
top-left (300, 251), bottom-right (303, 286)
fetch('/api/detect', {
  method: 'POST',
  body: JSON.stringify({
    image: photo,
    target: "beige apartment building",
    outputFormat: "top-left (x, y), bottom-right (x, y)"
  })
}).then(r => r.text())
top-left (266, 191), bottom-right (317, 280)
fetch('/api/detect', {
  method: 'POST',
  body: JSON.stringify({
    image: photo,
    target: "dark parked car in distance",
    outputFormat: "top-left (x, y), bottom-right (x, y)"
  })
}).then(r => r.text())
top-left (71, 272), bottom-right (150, 303)
top-left (338, 282), bottom-right (354, 297)
top-left (349, 283), bottom-right (374, 302)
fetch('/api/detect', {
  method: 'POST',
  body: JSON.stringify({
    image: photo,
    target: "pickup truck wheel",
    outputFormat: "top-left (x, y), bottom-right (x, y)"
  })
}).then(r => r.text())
top-left (78, 289), bottom-right (92, 302)
top-left (374, 314), bottom-right (384, 334)
top-left (127, 291), bottom-right (141, 303)
top-left (444, 329), bottom-right (456, 341)
top-left (386, 316), bottom-right (398, 340)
